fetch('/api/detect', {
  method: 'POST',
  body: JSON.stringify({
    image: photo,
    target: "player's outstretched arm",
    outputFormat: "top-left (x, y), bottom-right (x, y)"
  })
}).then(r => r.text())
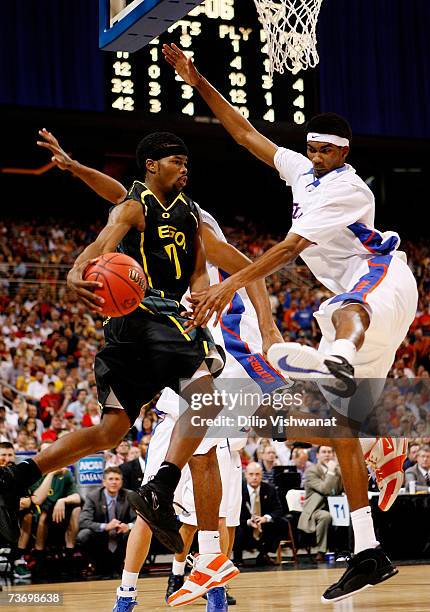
top-left (188, 232), bottom-right (312, 328)
top-left (163, 44), bottom-right (277, 167)
top-left (37, 128), bottom-right (127, 204)
top-left (201, 223), bottom-right (282, 353)
top-left (67, 199), bottom-right (144, 312)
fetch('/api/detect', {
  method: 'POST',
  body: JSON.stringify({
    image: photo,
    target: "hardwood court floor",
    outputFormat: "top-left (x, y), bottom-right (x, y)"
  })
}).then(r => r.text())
top-left (2, 565), bottom-right (429, 611)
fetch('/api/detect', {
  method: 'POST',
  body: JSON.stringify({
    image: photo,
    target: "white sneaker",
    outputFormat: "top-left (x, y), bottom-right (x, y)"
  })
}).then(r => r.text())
top-left (364, 438), bottom-right (408, 511)
top-left (268, 342), bottom-right (356, 398)
top-left (167, 553), bottom-right (239, 607)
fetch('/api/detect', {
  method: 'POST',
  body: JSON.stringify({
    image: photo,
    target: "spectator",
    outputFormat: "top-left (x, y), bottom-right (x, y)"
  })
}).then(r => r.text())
top-left (41, 414), bottom-right (64, 442)
top-left (81, 398), bottom-right (101, 427)
top-left (234, 462), bottom-right (284, 566)
top-left (127, 446), bottom-right (140, 461)
top-left (105, 439), bottom-right (131, 467)
top-left (403, 442), bottom-right (421, 470)
top-left (40, 382), bottom-right (63, 421)
top-left (405, 446), bottom-right (430, 492)
top-left (67, 389), bottom-right (88, 423)
top-left (14, 428), bottom-right (29, 451)
top-left (26, 370), bottom-right (48, 402)
top-left (291, 448), bottom-right (313, 488)
top-left (120, 437), bottom-right (149, 491)
top-left (298, 446), bottom-right (342, 562)
top-left (260, 445), bottom-right (278, 486)
top-left (63, 412), bottom-right (78, 434)
top-left (77, 467), bottom-right (136, 575)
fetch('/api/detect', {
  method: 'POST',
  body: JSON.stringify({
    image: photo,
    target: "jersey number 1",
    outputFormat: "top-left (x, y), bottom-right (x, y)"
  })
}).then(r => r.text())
top-left (164, 243), bottom-right (182, 279)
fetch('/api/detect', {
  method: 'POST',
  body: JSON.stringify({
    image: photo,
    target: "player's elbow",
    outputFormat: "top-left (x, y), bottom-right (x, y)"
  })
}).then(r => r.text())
top-left (238, 127), bottom-right (256, 148)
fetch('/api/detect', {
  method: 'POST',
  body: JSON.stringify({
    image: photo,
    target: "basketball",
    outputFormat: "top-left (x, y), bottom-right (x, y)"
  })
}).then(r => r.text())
top-left (83, 253), bottom-right (147, 317)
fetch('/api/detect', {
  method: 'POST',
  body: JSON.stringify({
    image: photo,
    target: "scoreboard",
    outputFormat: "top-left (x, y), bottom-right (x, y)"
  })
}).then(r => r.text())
top-left (107, 0), bottom-right (318, 124)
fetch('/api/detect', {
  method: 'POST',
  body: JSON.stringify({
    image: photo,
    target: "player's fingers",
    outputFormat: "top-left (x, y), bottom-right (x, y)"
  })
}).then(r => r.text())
top-left (74, 286), bottom-right (103, 302)
top-left (74, 280), bottom-right (104, 291)
top-left (36, 141), bottom-right (55, 150)
top-left (164, 55), bottom-right (176, 68)
top-left (171, 43), bottom-right (185, 58)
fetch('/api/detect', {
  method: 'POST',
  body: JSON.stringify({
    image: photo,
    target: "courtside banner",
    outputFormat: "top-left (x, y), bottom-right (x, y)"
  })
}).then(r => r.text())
top-left (177, 377), bottom-right (429, 438)
top-left (77, 454), bottom-right (105, 486)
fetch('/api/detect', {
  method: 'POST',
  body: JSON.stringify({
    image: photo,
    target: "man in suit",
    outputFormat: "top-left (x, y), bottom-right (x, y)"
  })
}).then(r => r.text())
top-left (120, 436), bottom-right (149, 491)
top-left (405, 445), bottom-right (430, 491)
top-left (77, 467), bottom-right (136, 574)
top-left (298, 446), bottom-right (343, 561)
top-left (234, 462), bottom-right (284, 566)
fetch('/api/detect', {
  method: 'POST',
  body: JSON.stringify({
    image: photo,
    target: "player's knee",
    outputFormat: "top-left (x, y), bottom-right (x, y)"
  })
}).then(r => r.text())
top-left (97, 421), bottom-right (127, 448)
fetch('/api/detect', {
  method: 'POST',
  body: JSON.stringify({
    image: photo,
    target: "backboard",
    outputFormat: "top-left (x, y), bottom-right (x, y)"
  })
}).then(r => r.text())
top-left (99, 0), bottom-right (205, 51)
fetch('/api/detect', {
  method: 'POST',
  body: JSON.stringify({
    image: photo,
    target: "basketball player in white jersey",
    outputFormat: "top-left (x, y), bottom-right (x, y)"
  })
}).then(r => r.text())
top-left (162, 44), bottom-right (418, 603)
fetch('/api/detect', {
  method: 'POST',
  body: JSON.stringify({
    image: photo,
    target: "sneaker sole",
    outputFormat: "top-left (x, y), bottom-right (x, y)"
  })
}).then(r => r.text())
top-left (127, 491), bottom-right (183, 554)
top-left (320, 565), bottom-right (398, 604)
top-left (168, 567), bottom-right (240, 607)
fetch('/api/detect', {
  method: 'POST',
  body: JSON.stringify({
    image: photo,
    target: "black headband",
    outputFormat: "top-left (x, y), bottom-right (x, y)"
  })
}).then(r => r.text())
top-left (149, 145), bottom-right (189, 161)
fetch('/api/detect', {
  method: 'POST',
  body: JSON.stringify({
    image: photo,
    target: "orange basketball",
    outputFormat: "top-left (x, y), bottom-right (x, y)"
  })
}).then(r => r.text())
top-left (83, 253), bottom-right (146, 317)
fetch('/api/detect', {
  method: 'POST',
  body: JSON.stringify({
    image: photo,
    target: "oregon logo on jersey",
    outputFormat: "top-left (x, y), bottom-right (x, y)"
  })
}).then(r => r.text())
top-left (119, 181), bottom-right (199, 300)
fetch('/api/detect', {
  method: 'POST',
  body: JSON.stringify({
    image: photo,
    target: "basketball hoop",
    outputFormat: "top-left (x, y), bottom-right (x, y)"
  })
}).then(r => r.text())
top-left (253, 0), bottom-right (323, 76)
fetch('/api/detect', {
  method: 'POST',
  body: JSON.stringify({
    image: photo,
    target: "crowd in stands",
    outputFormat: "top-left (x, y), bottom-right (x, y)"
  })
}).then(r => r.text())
top-left (0, 219), bottom-right (429, 581)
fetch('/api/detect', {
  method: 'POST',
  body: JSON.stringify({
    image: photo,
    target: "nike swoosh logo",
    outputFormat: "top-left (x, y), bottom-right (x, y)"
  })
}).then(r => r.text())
top-left (277, 355), bottom-right (327, 375)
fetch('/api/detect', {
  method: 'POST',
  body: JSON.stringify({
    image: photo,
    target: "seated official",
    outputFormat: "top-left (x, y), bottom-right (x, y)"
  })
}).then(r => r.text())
top-left (120, 437), bottom-right (148, 491)
top-left (298, 446), bottom-right (342, 561)
top-left (234, 462), bottom-right (284, 566)
top-left (77, 467), bottom-right (136, 574)
top-left (405, 445), bottom-right (430, 491)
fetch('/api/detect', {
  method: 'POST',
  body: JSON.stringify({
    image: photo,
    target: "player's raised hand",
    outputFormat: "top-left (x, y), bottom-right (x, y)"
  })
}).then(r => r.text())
top-left (162, 43), bottom-right (201, 86)
top-left (37, 128), bottom-right (74, 171)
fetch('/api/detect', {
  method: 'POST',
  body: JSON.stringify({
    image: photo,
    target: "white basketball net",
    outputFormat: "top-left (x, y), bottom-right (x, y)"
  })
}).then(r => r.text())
top-left (254, 0), bottom-right (323, 77)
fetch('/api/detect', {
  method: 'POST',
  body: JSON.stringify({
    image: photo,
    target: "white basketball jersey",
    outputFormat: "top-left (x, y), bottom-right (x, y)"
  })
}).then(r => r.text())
top-left (274, 147), bottom-right (401, 295)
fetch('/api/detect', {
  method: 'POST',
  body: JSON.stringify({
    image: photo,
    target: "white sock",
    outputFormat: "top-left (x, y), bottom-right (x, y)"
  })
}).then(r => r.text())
top-left (120, 570), bottom-right (139, 590)
top-left (198, 530), bottom-right (221, 554)
top-left (360, 438), bottom-right (376, 456)
top-left (172, 559), bottom-right (186, 575)
top-left (350, 506), bottom-right (380, 554)
top-left (330, 339), bottom-right (357, 365)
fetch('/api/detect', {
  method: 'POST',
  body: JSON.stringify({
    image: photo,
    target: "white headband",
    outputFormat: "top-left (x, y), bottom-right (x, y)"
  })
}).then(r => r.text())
top-left (307, 132), bottom-right (349, 147)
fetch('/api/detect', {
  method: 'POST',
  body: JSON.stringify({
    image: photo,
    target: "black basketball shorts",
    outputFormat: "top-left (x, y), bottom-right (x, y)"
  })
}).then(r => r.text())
top-left (94, 294), bottom-right (225, 424)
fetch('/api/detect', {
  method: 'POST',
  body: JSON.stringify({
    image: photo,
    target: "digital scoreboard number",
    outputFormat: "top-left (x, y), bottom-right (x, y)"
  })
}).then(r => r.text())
top-left (108, 0), bottom-right (318, 124)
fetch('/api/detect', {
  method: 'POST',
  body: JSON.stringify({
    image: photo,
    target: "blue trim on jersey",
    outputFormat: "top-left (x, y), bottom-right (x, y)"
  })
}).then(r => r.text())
top-left (218, 270), bottom-right (287, 394)
top-left (347, 222), bottom-right (399, 255)
top-left (329, 254), bottom-right (392, 305)
top-left (304, 164), bottom-right (348, 190)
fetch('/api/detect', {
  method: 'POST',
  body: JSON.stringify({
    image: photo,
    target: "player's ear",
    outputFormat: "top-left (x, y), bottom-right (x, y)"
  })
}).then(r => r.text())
top-left (341, 146), bottom-right (350, 161)
top-left (146, 158), bottom-right (158, 174)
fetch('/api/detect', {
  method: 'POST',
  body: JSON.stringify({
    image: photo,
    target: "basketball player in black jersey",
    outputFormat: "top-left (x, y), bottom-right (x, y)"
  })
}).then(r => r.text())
top-left (0, 134), bottom-right (238, 589)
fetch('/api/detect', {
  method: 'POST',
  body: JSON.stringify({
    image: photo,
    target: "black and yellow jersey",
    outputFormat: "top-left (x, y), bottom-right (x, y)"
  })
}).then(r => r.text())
top-left (118, 180), bottom-right (200, 301)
